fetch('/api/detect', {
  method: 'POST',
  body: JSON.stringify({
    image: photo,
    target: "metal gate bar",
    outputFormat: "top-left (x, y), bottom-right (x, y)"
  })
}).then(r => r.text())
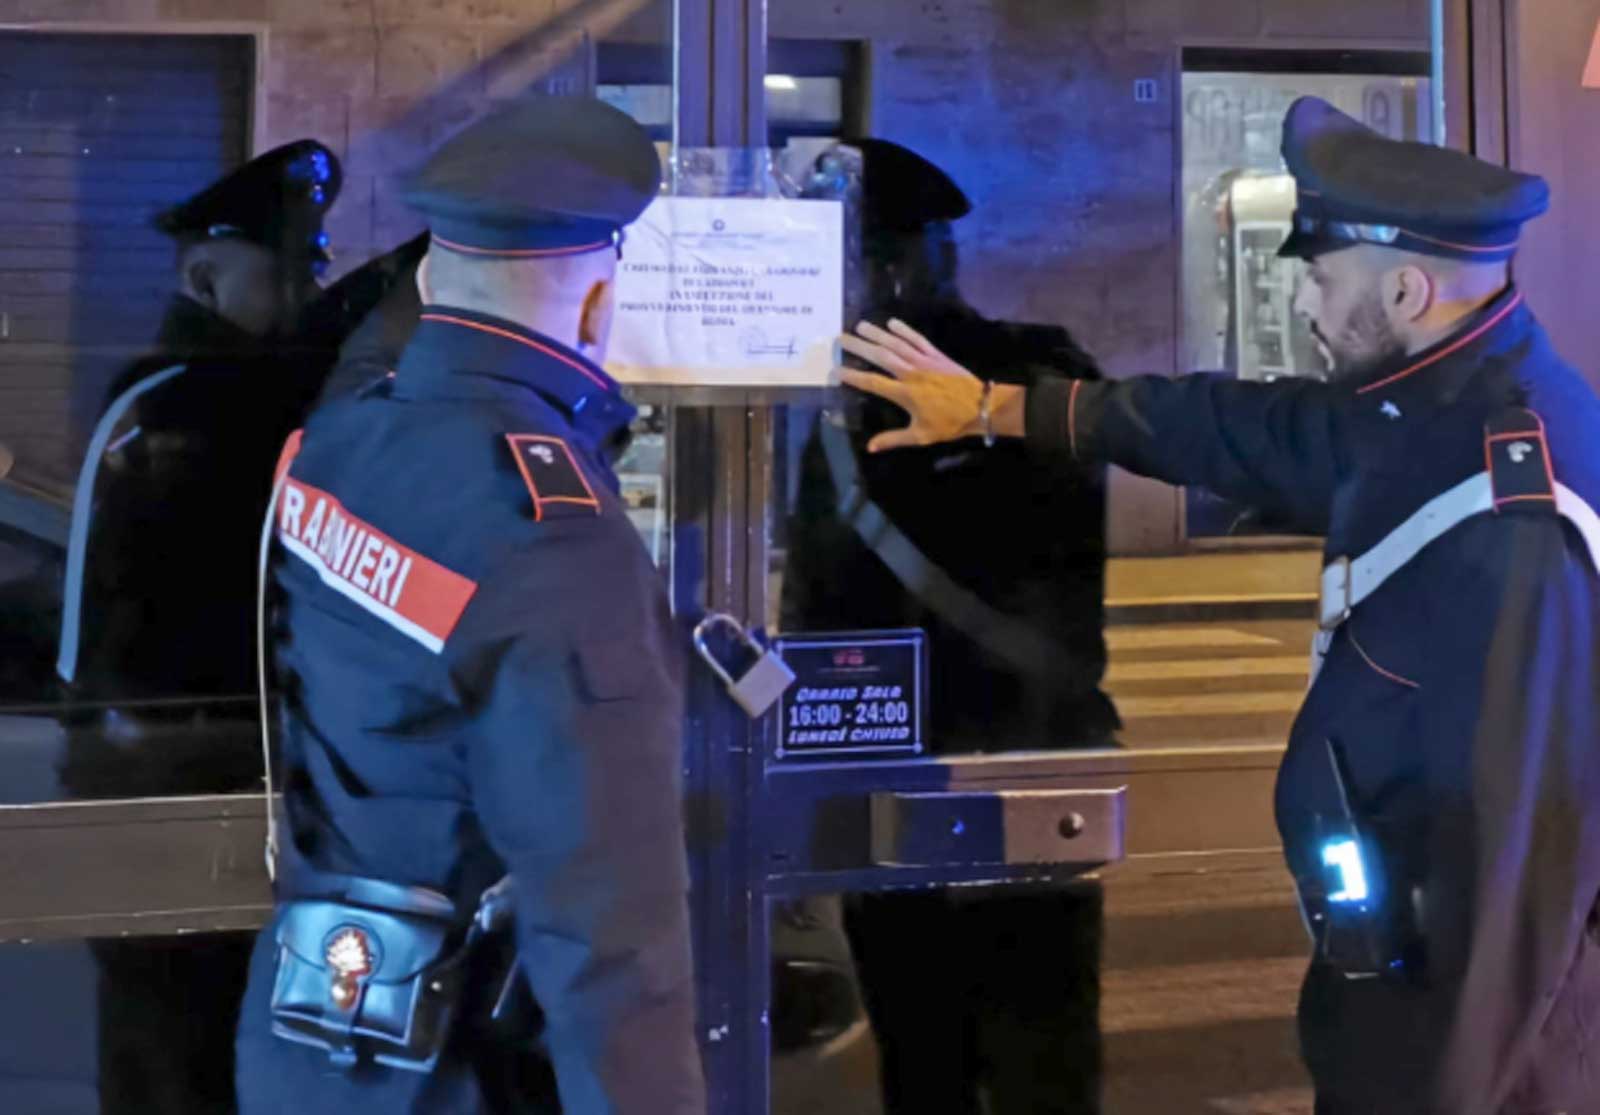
top-left (0, 745), bottom-right (1281, 938)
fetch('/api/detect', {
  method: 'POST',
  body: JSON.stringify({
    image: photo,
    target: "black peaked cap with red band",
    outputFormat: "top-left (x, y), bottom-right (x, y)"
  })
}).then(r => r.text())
top-left (1277, 96), bottom-right (1549, 263)
top-left (401, 96), bottom-right (662, 257)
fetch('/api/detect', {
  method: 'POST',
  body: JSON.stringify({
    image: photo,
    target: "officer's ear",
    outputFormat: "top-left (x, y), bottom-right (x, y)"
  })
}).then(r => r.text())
top-left (182, 254), bottom-right (221, 313)
top-left (1384, 263), bottom-right (1435, 326)
top-left (578, 278), bottom-right (615, 355)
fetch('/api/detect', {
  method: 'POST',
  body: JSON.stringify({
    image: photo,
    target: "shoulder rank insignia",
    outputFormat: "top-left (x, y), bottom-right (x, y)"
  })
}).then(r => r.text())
top-left (507, 434), bottom-right (601, 521)
top-left (1485, 407), bottom-right (1557, 513)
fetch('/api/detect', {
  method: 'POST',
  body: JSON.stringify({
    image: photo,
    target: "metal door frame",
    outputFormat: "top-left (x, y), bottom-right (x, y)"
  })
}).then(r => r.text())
top-left (663, 6), bottom-right (1291, 1107)
top-left (0, 4), bottom-right (1482, 1111)
top-left (0, 6), bottom-right (1479, 913)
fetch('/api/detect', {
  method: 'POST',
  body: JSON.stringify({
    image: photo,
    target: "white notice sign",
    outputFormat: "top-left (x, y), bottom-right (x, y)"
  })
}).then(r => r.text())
top-left (605, 197), bottom-right (844, 387)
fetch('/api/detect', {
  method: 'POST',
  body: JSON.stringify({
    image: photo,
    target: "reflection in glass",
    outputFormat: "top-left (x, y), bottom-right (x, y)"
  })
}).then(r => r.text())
top-left (0, 33), bottom-right (284, 805)
top-left (0, 935), bottom-right (253, 1113)
top-left (770, 896), bottom-right (882, 1115)
top-left (769, 132), bottom-right (1114, 1115)
top-left (843, 886), bottom-right (1102, 1114)
top-left (615, 402), bottom-right (670, 567)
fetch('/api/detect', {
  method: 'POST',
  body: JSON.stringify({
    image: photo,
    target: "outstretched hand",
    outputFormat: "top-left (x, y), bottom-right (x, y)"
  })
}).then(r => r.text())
top-left (838, 319), bottom-right (985, 453)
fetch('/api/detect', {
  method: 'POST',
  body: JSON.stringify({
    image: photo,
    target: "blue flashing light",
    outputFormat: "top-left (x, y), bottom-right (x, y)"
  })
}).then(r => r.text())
top-left (1323, 838), bottom-right (1370, 904)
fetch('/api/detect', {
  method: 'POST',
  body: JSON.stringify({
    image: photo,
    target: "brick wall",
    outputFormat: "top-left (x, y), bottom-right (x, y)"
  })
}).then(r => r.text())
top-left (0, 0), bottom-right (1429, 550)
top-left (258, 0), bottom-right (667, 267)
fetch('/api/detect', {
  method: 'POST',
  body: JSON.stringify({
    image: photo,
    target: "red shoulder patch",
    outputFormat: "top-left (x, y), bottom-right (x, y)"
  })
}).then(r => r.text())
top-left (506, 434), bottom-right (601, 522)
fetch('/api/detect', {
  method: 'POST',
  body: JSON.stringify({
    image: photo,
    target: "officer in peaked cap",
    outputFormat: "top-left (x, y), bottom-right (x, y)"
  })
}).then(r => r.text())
top-left (849, 136), bottom-right (973, 232)
top-left (57, 139), bottom-right (348, 1114)
top-left (787, 136), bottom-right (1115, 1114)
top-left (1276, 96), bottom-right (1547, 266)
top-left (66, 137), bottom-right (349, 713)
top-left (235, 97), bottom-right (704, 1115)
top-left (80, 139), bottom-right (342, 422)
top-left (842, 97), bottom-right (1600, 1114)
top-left (154, 138), bottom-right (341, 275)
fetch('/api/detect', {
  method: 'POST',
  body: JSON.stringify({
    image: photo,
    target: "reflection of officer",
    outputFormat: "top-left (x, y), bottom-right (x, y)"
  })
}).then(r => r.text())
top-left (303, 231), bottom-right (429, 403)
top-left (845, 98), bottom-right (1600, 1115)
top-left (55, 141), bottom-right (345, 1115)
top-left (783, 139), bottom-right (1113, 1114)
top-left (787, 139), bottom-right (1119, 753)
top-left (235, 99), bottom-right (704, 1115)
top-left (0, 451), bottom-right (67, 703)
top-left (63, 140), bottom-right (343, 719)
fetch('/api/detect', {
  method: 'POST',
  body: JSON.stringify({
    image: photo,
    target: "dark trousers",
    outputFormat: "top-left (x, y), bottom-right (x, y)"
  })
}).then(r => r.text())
top-left (93, 934), bottom-right (254, 1114)
top-left (845, 885), bottom-right (1104, 1115)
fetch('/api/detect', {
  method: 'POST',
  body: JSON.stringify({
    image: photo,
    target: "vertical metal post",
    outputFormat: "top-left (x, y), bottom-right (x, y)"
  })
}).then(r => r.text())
top-left (1467, 0), bottom-right (1512, 167)
top-left (671, 403), bottom-right (759, 1115)
top-left (669, 3), bottom-right (770, 1113)
top-left (673, 0), bottom-right (768, 149)
top-left (1431, 0), bottom-right (1448, 145)
top-left (1442, 0), bottom-right (1471, 150)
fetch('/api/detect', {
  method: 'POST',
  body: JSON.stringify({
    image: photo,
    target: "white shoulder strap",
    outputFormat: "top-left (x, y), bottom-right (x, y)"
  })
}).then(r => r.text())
top-left (257, 431), bottom-right (304, 886)
top-left (1320, 471), bottom-right (1600, 629)
top-left (258, 467), bottom-right (288, 885)
top-left (1555, 482), bottom-right (1600, 576)
top-left (57, 364), bottom-right (187, 683)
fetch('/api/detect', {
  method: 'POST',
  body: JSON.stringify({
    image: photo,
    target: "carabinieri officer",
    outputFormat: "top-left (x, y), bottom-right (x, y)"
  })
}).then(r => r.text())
top-left (842, 97), bottom-right (1600, 1115)
top-left (235, 97), bottom-right (704, 1115)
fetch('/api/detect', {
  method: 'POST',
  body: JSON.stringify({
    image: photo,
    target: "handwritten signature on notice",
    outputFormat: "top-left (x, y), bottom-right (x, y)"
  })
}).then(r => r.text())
top-left (741, 328), bottom-right (799, 358)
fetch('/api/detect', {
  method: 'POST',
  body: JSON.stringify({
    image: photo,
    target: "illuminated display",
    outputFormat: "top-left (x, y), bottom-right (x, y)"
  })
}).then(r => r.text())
top-left (772, 631), bottom-right (926, 759)
top-left (1322, 838), bottom-right (1371, 904)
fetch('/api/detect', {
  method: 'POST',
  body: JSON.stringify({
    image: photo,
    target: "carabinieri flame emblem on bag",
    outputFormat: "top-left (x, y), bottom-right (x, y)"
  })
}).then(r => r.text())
top-left (326, 927), bottom-right (375, 1010)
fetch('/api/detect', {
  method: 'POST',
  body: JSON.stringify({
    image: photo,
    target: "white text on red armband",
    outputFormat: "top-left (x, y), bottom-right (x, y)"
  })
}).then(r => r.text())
top-left (277, 476), bottom-right (477, 653)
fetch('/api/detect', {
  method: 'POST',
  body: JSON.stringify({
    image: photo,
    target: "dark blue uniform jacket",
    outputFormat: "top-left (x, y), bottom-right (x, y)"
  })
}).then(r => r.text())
top-left (1028, 287), bottom-right (1600, 1115)
top-left (238, 307), bottom-right (704, 1115)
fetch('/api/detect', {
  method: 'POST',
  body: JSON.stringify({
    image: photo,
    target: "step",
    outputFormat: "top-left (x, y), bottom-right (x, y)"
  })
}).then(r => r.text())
top-left (1107, 550), bottom-right (1320, 624)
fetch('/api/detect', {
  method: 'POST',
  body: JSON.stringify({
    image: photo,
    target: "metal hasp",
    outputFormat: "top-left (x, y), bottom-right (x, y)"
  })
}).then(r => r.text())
top-left (870, 787), bottom-right (1125, 869)
top-left (761, 750), bottom-right (1138, 899)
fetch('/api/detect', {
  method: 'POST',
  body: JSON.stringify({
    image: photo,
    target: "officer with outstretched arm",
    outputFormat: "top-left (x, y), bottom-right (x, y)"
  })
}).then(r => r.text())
top-left (234, 98), bottom-right (705, 1115)
top-left (842, 97), bottom-right (1600, 1115)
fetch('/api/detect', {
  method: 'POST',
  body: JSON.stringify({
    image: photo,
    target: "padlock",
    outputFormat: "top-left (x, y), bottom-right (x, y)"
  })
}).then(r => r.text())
top-left (693, 613), bottom-right (796, 719)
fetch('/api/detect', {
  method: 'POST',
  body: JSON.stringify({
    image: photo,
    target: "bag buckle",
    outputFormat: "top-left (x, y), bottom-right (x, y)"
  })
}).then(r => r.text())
top-left (1319, 556), bottom-right (1352, 631)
